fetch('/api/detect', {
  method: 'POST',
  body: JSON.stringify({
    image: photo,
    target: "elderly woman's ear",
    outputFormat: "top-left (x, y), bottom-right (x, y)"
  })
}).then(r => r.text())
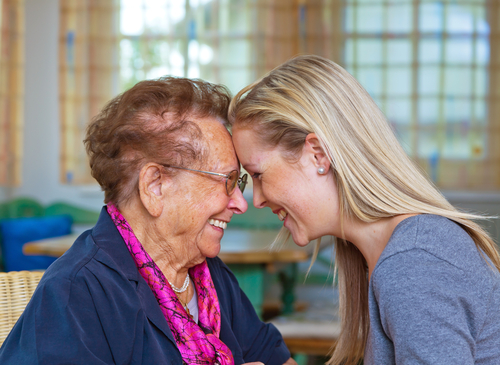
top-left (138, 163), bottom-right (169, 217)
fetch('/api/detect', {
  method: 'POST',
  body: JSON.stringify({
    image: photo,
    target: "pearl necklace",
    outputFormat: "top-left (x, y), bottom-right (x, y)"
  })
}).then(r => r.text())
top-left (169, 273), bottom-right (190, 293)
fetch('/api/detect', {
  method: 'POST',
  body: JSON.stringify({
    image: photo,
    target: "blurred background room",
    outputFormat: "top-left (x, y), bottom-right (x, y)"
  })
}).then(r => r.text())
top-left (1, 0), bottom-right (499, 362)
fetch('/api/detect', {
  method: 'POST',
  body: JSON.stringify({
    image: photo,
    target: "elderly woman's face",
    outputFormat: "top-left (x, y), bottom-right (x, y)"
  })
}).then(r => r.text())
top-left (165, 117), bottom-right (247, 260)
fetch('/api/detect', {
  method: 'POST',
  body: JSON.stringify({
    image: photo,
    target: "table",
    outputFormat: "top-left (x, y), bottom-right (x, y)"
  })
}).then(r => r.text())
top-left (23, 229), bottom-right (310, 317)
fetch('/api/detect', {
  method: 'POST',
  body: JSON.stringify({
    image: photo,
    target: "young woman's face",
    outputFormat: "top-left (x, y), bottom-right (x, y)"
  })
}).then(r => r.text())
top-left (232, 126), bottom-right (340, 246)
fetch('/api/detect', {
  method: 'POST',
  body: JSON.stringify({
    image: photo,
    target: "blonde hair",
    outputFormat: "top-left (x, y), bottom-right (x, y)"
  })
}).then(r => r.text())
top-left (229, 54), bottom-right (500, 365)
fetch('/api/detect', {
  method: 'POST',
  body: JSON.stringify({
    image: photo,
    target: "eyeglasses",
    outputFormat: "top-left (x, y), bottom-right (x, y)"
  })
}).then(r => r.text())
top-left (161, 164), bottom-right (248, 196)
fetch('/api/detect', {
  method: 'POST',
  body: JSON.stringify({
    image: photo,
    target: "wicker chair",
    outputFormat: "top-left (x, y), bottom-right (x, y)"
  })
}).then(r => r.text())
top-left (0, 271), bottom-right (44, 346)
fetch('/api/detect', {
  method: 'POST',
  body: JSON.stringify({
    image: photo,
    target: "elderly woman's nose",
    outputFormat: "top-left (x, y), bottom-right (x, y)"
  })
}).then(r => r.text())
top-left (228, 187), bottom-right (248, 214)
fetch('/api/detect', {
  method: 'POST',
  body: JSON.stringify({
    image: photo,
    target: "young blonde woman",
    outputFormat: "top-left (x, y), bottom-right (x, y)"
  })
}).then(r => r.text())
top-left (229, 55), bottom-right (500, 365)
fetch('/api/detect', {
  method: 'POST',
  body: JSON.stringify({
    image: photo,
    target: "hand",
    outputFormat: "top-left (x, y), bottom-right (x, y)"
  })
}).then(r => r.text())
top-left (242, 363), bottom-right (264, 365)
top-left (283, 358), bottom-right (298, 365)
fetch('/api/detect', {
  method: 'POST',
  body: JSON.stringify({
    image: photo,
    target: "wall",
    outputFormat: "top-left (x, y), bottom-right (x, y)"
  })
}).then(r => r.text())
top-left (0, 0), bottom-right (104, 212)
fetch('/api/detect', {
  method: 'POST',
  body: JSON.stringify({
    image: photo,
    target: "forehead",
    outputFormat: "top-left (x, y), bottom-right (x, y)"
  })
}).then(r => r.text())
top-left (194, 116), bottom-right (237, 168)
top-left (232, 126), bottom-right (277, 166)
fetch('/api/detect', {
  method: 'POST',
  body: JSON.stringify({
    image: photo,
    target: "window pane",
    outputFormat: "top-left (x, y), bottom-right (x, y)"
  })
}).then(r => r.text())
top-left (386, 99), bottom-right (411, 125)
top-left (121, 0), bottom-right (145, 35)
top-left (357, 5), bottom-right (384, 33)
top-left (419, 3), bottom-right (444, 33)
top-left (226, 3), bottom-right (251, 33)
top-left (387, 39), bottom-right (412, 65)
top-left (419, 98), bottom-right (439, 125)
top-left (344, 5), bottom-right (355, 33)
top-left (220, 68), bottom-right (252, 95)
top-left (445, 39), bottom-right (473, 64)
top-left (220, 40), bottom-right (251, 67)
top-left (445, 98), bottom-right (471, 123)
top-left (417, 128), bottom-right (438, 159)
top-left (474, 98), bottom-right (487, 123)
top-left (344, 38), bottom-right (355, 65)
top-left (442, 129), bottom-right (472, 159)
top-left (387, 67), bottom-right (412, 96)
top-left (419, 38), bottom-right (442, 64)
top-left (476, 37), bottom-right (489, 65)
top-left (144, 1), bottom-right (172, 34)
top-left (356, 67), bottom-right (383, 97)
top-left (445, 67), bottom-right (471, 97)
top-left (474, 67), bottom-right (487, 98)
top-left (357, 39), bottom-right (383, 65)
top-left (476, 7), bottom-right (490, 35)
top-left (419, 66), bottom-right (441, 95)
top-left (387, 3), bottom-right (413, 33)
top-left (447, 4), bottom-right (474, 34)
top-left (392, 125), bottom-right (413, 155)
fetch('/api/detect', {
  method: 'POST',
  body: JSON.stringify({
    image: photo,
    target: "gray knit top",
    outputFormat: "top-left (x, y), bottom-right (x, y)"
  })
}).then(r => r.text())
top-left (365, 214), bottom-right (500, 364)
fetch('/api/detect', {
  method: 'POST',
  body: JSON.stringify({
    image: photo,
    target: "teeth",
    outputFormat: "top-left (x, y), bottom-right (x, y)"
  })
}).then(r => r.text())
top-left (208, 219), bottom-right (227, 230)
top-left (277, 210), bottom-right (288, 221)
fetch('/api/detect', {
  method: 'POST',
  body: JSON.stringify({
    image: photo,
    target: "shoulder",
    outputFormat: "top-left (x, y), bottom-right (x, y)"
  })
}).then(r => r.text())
top-left (376, 214), bottom-right (494, 277)
top-left (372, 214), bottom-right (500, 306)
top-left (37, 230), bottom-right (137, 309)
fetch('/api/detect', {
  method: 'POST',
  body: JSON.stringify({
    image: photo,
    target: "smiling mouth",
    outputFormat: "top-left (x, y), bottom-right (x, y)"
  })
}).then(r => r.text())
top-left (208, 219), bottom-right (227, 230)
top-left (277, 210), bottom-right (288, 222)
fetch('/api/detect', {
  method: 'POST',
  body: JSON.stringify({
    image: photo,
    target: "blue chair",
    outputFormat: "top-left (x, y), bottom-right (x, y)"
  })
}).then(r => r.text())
top-left (0, 215), bottom-right (72, 271)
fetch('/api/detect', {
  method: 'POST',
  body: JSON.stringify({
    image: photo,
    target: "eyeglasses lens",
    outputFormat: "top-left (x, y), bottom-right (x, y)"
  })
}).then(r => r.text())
top-left (238, 174), bottom-right (248, 194)
top-left (226, 171), bottom-right (248, 195)
top-left (226, 171), bottom-right (239, 195)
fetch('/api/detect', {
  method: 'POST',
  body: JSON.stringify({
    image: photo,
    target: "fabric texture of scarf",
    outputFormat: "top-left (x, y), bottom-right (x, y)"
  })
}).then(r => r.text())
top-left (107, 204), bottom-right (234, 365)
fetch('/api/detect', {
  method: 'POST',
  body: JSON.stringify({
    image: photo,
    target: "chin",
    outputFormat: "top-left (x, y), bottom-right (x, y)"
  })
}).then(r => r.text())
top-left (290, 233), bottom-right (311, 247)
top-left (201, 243), bottom-right (221, 259)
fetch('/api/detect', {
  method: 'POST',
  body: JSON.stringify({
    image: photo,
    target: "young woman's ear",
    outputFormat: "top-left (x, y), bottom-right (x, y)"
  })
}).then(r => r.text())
top-left (138, 163), bottom-right (168, 217)
top-left (304, 133), bottom-right (331, 174)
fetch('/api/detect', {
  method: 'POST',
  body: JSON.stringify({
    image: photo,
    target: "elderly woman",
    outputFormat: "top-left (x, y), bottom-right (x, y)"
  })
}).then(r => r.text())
top-left (0, 77), bottom-right (295, 365)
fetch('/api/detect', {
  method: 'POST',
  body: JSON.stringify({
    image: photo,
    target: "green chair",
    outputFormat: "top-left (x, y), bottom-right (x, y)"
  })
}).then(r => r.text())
top-left (3, 198), bottom-right (44, 219)
top-left (45, 202), bottom-right (99, 225)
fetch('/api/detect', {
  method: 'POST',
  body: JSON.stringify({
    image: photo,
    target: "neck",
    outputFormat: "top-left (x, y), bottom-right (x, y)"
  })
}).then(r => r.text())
top-left (343, 214), bottom-right (417, 280)
top-left (118, 198), bottom-right (202, 289)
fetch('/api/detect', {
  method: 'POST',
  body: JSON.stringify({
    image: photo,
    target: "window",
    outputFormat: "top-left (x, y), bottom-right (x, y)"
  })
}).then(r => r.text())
top-left (59, 0), bottom-right (500, 189)
top-left (119, 0), bottom-right (259, 94)
top-left (343, 0), bottom-right (499, 189)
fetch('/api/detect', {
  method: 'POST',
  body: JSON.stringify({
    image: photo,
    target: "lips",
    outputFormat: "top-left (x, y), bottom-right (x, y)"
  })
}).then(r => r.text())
top-left (208, 219), bottom-right (227, 230)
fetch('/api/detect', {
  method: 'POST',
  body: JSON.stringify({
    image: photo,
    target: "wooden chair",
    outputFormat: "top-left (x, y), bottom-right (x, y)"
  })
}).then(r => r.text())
top-left (0, 271), bottom-right (44, 346)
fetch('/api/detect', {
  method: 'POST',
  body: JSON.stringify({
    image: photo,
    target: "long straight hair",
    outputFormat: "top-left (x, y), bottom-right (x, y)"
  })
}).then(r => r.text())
top-left (229, 54), bottom-right (500, 365)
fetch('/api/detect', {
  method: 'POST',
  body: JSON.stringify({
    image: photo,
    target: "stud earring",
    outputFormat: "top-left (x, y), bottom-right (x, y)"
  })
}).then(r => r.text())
top-left (318, 166), bottom-right (326, 175)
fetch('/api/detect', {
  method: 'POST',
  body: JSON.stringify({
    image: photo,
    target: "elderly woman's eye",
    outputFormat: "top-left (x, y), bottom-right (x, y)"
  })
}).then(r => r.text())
top-left (251, 173), bottom-right (261, 179)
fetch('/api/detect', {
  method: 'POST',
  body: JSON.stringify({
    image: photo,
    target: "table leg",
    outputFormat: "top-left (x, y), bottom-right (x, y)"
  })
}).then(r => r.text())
top-left (279, 262), bottom-right (298, 315)
top-left (227, 264), bottom-right (265, 318)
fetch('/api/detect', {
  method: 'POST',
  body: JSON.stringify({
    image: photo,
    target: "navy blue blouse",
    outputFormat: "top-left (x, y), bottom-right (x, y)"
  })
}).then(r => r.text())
top-left (0, 208), bottom-right (290, 364)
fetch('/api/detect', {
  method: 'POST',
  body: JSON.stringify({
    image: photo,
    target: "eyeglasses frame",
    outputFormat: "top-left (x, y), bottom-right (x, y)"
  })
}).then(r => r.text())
top-left (161, 164), bottom-right (248, 196)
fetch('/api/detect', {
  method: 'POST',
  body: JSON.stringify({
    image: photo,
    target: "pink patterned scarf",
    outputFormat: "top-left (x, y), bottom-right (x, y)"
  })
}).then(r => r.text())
top-left (107, 204), bottom-right (234, 365)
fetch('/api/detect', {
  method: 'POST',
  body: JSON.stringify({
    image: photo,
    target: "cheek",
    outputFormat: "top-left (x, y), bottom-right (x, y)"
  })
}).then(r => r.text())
top-left (192, 184), bottom-right (228, 218)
